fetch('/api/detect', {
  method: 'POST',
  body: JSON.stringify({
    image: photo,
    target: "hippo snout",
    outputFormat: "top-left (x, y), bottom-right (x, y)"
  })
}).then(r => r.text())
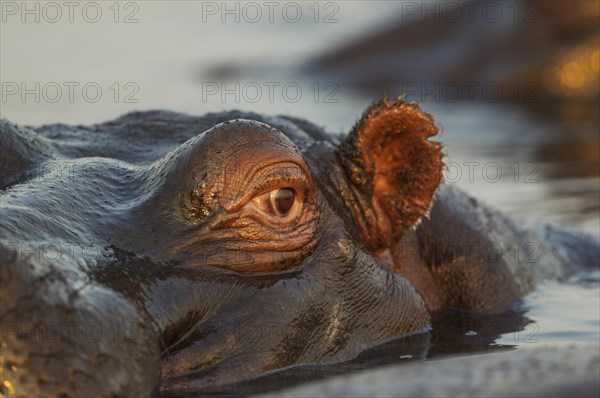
top-left (0, 242), bottom-right (161, 397)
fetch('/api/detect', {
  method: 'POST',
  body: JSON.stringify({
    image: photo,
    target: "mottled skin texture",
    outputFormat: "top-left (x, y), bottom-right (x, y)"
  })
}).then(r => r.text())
top-left (0, 99), bottom-right (597, 397)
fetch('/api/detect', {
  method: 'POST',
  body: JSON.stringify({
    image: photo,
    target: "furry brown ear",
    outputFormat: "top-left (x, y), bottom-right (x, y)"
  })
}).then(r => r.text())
top-left (337, 97), bottom-right (443, 251)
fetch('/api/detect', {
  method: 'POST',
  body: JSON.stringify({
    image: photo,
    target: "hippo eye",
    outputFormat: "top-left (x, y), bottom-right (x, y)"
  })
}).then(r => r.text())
top-left (251, 185), bottom-right (303, 221)
top-left (270, 188), bottom-right (295, 216)
top-left (245, 163), bottom-right (307, 223)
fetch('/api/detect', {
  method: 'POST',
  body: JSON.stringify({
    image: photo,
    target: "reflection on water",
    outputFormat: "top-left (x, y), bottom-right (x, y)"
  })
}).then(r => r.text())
top-left (426, 101), bottom-right (600, 236)
top-left (497, 269), bottom-right (600, 346)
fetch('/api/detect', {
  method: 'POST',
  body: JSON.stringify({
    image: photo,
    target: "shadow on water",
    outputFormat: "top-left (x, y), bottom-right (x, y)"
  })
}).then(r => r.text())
top-left (163, 308), bottom-right (532, 397)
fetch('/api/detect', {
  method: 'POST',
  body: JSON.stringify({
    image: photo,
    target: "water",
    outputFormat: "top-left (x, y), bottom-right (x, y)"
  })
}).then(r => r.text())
top-left (496, 269), bottom-right (600, 346)
top-left (2, 1), bottom-right (598, 395)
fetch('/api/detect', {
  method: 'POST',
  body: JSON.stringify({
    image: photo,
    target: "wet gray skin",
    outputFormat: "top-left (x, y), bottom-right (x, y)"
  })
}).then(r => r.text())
top-left (0, 98), bottom-right (597, 397)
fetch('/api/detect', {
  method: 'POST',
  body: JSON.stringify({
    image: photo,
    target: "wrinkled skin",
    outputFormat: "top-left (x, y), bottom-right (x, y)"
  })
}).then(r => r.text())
top-left (0, 98), bottom-right (597, 397)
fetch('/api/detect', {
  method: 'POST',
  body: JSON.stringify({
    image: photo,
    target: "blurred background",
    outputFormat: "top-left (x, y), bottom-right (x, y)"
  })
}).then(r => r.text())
top-left (1, 0), bottom-right (599, 385)
top-left (1, 0), bottom-right (598, 236)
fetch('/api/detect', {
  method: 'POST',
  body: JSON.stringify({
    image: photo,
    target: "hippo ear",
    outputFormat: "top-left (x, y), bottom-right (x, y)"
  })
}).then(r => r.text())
top-left (337, 97), bottom-right (443, 251)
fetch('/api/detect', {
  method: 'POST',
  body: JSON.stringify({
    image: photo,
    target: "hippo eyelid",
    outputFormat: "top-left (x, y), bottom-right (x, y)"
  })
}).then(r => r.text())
top-left (226, 161), bottom-right (311, 213)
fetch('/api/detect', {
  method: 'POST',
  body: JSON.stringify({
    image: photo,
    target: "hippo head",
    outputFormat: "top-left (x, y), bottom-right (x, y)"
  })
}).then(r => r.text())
top-left (0, 98), bottom-right (443, 396)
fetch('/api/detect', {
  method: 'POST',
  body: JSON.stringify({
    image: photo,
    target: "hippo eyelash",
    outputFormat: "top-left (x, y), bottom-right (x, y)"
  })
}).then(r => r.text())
top-left (251, 176), bottom-right (307, 201)
top-left (249, 177), bottom-right (306, 218)
top-left (245, 163), bottom-right (310, 202)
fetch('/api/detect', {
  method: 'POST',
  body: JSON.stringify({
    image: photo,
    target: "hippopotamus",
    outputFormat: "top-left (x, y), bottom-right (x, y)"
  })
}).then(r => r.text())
top-left (1, 98), bottom-right (597, 397)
